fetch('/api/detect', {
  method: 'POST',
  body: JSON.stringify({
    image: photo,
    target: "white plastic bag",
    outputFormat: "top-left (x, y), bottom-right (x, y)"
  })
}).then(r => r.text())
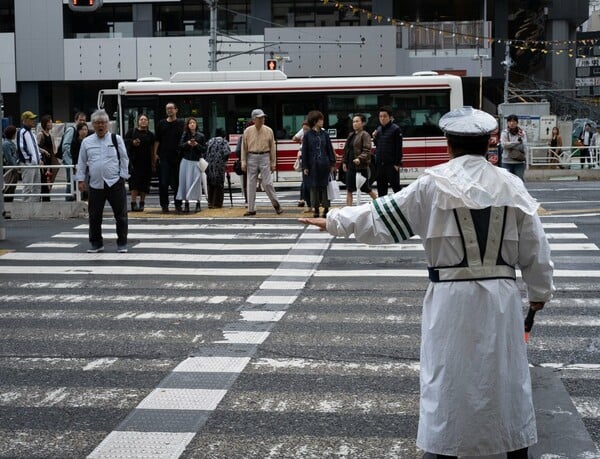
top-left (327, 174), bottom-right (340, 201)
top-left (198, 157), bottom-right (209, 172)
top-left (355, 172), bottom-right (366, 190)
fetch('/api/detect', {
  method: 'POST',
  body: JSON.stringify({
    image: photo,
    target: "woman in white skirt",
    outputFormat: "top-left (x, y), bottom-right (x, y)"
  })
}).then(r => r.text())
top-left (177, 117), bottom-right (206, 212)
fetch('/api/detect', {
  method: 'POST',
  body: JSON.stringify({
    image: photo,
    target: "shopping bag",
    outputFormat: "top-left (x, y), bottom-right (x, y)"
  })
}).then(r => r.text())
top-left (198, 157), bottom-right (209, 172)
top-left (355, 172), bottom-right (366, 190)
top-left (327, 174), bottom-right (340, 200)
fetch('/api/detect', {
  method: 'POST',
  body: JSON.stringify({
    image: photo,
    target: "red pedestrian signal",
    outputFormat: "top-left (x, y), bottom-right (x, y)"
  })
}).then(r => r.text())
top-left (266, 59), bottom-right (277, 71)
top-left (68, 0), bottom-right (103, 12)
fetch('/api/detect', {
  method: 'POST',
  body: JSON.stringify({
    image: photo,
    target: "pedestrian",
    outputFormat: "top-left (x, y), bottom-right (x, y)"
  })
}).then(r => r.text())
top-left (16, 111), bottom-right (42, 202)
top-left (241, 108), bottom-right (283, 216)
top-left (372, 106), bottom-right (403, 197)
top-left (292, 120), bottom-right (310, 208)
top-left (153, 102), bottom-right (185, 213)
top-left (37, 115), bottom-right (59, 201)
top-left (125, 114), bottom-right (154, 212)
top-left (60, 111), bottom-right (87, 201)
top-left (2, 125), bottom-right (19, 202)
top-left (578, 122), bottom-right (593, 169)
top-left (176, 117), bottom-right (206, 213)
top-left (234, 120), bottom-right (254, 204)
top-left (205, 128), bottom-right (231, 209)
top-left (300, 106), bottom-right (554, 459)
top-left (342, 113), bottom-right (377, 206)
top-left (70, 122), bottom-right (89, 200)
top-left (547, 126), bottom-right (562, 167)
top-left (75, 109), bottom-right (129, 253)
top-left (592, 125), bottom-right (600, 166)
top-left (500, 114), bottom-right (527, 180)
top-left (301, 110), bottom-right (336, 218)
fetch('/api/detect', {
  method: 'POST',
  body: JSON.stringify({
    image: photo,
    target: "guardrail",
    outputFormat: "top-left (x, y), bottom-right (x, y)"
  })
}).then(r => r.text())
top-left (527, 145), bottom-right (599, 170)
top-left (2, 164), bottom-right (81, 200)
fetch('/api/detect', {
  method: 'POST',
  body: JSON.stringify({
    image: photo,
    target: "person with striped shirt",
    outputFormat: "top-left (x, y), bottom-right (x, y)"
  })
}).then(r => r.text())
top-left (16, 111), bottom-right (42, 202)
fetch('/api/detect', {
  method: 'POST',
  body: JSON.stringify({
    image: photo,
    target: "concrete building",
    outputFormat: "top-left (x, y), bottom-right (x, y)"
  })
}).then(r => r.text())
top-left (0, 0), bottom-right (589, 125)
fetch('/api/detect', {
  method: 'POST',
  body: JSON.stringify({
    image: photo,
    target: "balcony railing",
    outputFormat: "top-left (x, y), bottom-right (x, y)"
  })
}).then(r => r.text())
top-left (400, 20), bottom-right (491, 54)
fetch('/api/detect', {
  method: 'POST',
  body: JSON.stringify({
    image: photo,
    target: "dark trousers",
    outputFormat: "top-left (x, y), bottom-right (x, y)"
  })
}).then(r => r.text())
top-left (158, 160), bottom-right (181, 209)
top-left (376, 164), bottom-right (401, 197)
top-left (88, 179), bottom-right (128, 247)
top-left (207, 183), bottom-right (224, 208)
top-left (310, 186), bottom-right (329, 216)
top-left (424, 447), bottom-right (528, 459)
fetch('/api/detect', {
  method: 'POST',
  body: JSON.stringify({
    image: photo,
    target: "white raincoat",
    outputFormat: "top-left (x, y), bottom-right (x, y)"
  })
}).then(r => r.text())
top-left (326, 155), bottom-right (554, 457)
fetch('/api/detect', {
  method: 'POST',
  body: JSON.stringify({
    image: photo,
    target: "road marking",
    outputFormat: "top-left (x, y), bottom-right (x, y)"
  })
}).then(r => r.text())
top-left (87, 225), bottom-right (333, 458)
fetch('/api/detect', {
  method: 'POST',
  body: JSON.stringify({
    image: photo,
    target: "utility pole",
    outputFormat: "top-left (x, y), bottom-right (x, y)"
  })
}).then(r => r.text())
top-left (0, 86), bottom-right (5, 240)
top-left (502, 42), bottom-right (513, 104)
top-left (205, 0), bottom-right (217, 71)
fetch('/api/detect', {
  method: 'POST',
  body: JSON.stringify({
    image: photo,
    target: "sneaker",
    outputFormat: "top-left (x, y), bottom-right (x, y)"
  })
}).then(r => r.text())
top-left (243, 210), bottom-right (256, 216)
top-left (87, 245), bottom-right (104, 253)
top-left (117, 245), bottom-right (128, 253)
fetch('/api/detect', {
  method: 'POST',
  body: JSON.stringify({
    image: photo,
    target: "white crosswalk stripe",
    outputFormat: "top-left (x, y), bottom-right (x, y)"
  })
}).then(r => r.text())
top-left (0, 218), bottom-right (598, 457)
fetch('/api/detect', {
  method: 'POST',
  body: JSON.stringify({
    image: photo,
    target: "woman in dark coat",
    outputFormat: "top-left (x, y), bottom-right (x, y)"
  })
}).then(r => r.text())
top-left (205, 128), bottom-right (231, 208)
top-left (125, 114), bottom-right (155, 211)
top-left (301, 110), bottom-right (336, 217)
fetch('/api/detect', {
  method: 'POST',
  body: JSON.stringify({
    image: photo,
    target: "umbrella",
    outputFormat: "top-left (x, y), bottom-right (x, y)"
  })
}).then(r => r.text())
top-left (226, 172), bottom-right (233, 207)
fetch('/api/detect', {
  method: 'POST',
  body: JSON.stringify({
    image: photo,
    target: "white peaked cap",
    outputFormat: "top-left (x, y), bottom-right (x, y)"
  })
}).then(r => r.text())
top-left (438, 106), bottom-right (497, 136)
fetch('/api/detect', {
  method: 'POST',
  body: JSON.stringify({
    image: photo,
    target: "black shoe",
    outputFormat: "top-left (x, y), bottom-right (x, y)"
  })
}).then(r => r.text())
top-left (297, 200), bottom-right (305, 207)
top-left (87, 245), bottom-right (104, 253)
top-left (275, 206), bottom-right (284, 215)
top-left (196, 202), bottom-right (201, 212)
top-left (131, 202), bottom-right (138, 212)
top-left (243, 210), bottom-right (256, 216)
top-left (175, 207), bottom-right (183, 214)
top-left (161, 207), bottom-right (169, 213)
top-left (184, 202), bottom-right (190, 213)
top-left (139, 202), bottom-right (145, 211)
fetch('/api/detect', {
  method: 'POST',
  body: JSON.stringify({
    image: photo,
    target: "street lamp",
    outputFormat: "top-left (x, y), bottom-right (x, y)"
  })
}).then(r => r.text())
top-left (473, 53), bottom-right (489, 110)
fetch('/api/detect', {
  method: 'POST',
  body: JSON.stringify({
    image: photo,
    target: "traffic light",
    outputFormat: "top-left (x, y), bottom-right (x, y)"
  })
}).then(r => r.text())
top-left (68, 0), bottom-right (103, 12)
top-left (266, 59), bottom-right (277, 71)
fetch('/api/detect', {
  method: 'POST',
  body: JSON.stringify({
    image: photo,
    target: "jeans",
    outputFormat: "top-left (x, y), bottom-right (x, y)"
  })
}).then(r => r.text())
top-left (88, 179), bottom-right (128, 247)
top-left (502, 162), bottom-right (525, 181)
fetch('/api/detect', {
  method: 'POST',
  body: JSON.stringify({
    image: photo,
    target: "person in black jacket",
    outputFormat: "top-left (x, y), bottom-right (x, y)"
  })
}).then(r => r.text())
top-left (372, 106), bottom-right (403, 197)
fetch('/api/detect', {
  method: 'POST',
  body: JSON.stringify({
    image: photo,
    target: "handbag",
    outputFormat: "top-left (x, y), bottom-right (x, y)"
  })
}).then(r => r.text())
top-left (198, 157), bottom-right (209, 172)
top-left (233, 159), bottom-right (243, 175)
top-left (293, 155), bottom-right (302, 172)
top-left (327, 174), bottom-right (340, 201)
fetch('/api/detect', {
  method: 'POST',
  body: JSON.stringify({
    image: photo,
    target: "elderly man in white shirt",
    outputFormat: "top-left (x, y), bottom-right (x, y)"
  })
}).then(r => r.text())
top-left (75, 109), bottom-right (129, 253)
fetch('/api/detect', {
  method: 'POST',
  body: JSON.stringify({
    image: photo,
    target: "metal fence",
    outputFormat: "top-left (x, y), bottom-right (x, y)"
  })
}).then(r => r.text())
top-left (2, 164), bottom-right (81, 201)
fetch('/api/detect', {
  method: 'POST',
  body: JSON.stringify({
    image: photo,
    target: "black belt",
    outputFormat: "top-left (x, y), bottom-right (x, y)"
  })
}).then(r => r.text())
top-left (249, 151), bottom-right (269, 154)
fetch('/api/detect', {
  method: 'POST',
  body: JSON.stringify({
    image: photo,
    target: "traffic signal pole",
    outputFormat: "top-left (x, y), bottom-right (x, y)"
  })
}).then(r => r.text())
top-left (206, 0), bottom-right (217, 71)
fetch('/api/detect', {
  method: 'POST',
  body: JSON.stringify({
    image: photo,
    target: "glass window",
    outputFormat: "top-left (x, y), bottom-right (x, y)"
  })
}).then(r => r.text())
top-left (577, 67), bottom-right (591, 77)
top-left (64, 5), bottom-right (133, 38)
top-left (154, 0), bottom-right (248, 37)
top-left (0, 0), bottom-right (14, 33)
top-left (273, 0), bottom-right (372, 28)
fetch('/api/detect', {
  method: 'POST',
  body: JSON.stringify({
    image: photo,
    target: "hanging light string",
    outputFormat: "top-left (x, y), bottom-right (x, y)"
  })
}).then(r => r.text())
top-left (322, 0), bottom-right (592, 58)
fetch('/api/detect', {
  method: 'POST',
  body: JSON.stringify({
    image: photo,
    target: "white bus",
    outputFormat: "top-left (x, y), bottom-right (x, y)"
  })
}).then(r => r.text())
top-left (98, 70), bottom-right (463, 181)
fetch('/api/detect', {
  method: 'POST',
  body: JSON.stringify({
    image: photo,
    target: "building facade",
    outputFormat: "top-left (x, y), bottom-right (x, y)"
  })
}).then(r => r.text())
top-left (0, 0), bottom-right (589, 125)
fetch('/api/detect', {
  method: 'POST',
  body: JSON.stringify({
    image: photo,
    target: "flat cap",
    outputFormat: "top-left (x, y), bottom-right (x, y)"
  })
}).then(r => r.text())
top-left (251, 108), bottom-right (266, 119)
top-left (438, 106), bottom-right (497, 136)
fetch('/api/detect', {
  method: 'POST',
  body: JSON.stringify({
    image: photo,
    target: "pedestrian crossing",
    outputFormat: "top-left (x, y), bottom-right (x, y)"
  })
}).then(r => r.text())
top-left (0, 219), bottom-right (599, 458)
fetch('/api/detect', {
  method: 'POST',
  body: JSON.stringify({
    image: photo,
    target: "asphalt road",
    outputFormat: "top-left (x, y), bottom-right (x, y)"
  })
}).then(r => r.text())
top-left (0, 181), bottom-right (599, 458)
